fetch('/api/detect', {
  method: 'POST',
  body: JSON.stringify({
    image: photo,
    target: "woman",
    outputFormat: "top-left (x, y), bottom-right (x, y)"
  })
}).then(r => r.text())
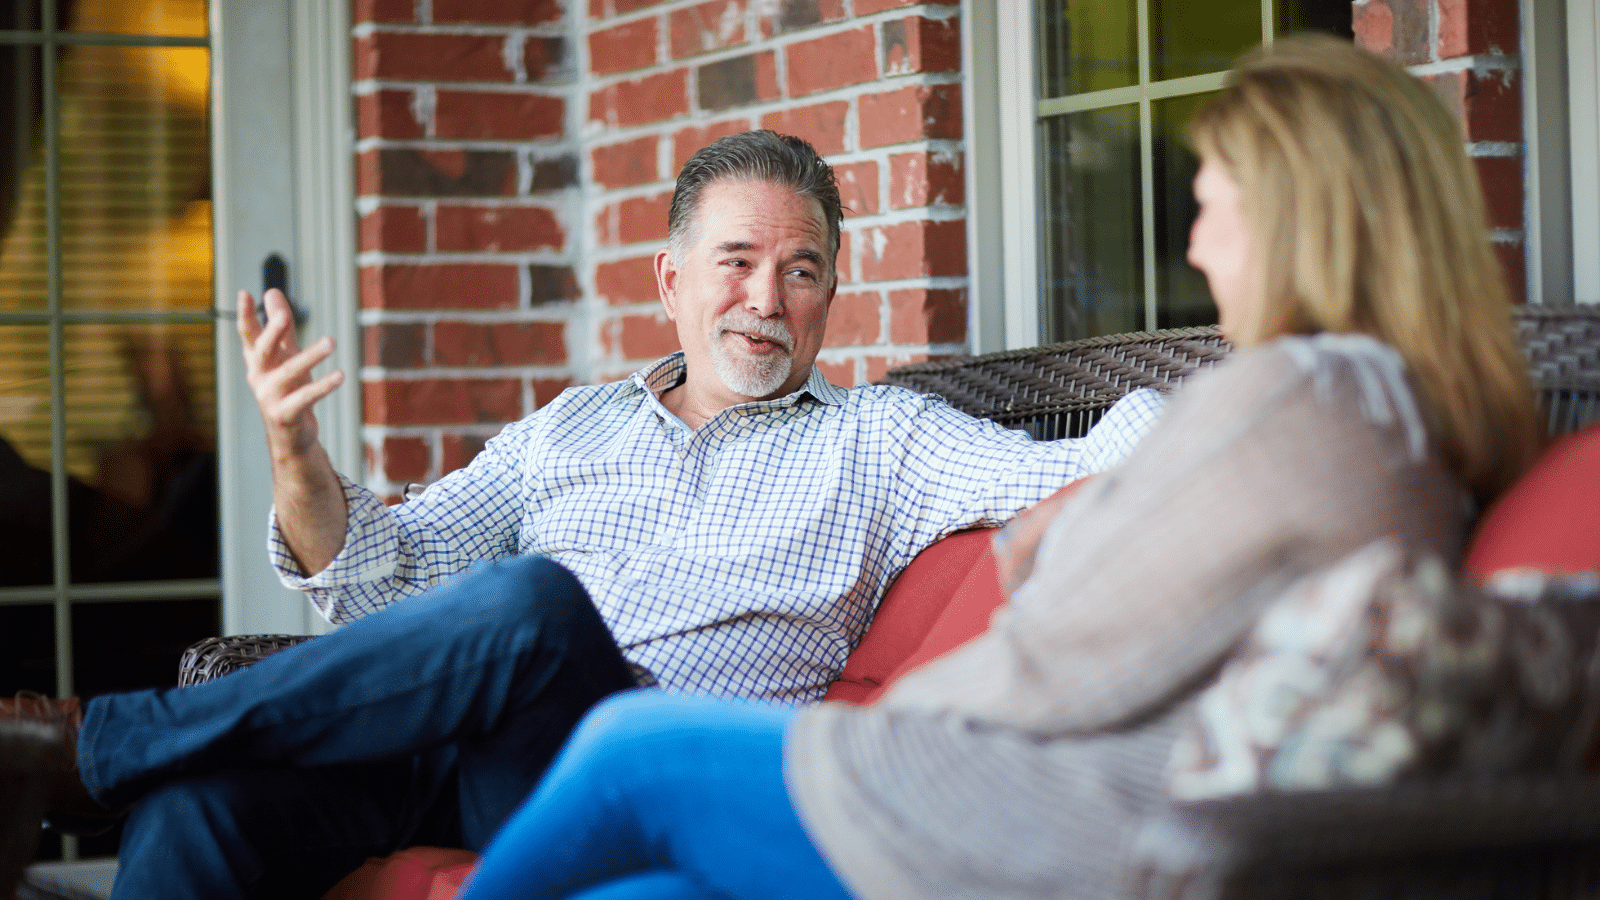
top-left (458, 35), bottom-right (1543, 900)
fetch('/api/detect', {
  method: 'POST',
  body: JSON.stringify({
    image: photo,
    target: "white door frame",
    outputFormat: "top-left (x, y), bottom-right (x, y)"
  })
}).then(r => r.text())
top-left (212, 0), bottom-right (358, 635)
top-left (1567, 0), bottom-right (1600, 305)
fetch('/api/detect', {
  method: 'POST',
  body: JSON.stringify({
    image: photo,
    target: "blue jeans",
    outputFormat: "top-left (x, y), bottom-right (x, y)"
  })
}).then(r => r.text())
top-left (77, 556), bottom-right (638, 900)
top-left (459, 691), bottom-right (855, 900)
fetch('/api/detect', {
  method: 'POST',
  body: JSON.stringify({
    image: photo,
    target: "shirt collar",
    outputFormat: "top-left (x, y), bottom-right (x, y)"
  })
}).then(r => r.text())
top-left (627, 352), bottom-right (848, 410)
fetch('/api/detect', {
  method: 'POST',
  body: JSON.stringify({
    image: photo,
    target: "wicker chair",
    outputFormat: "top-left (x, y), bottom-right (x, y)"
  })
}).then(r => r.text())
top-left (180, 307), bottom-right (1600, 686)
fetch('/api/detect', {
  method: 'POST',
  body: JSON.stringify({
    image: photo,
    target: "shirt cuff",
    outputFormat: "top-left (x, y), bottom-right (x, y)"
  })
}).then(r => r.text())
top-left (268, 474), bottom-right (401, 590)
top-left (1081, 388), bottom-right (1165, 470)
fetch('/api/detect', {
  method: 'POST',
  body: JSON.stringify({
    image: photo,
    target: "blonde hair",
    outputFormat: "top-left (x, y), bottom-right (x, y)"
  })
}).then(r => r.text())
top-left (1186, 34), bottom-right (1543, 506)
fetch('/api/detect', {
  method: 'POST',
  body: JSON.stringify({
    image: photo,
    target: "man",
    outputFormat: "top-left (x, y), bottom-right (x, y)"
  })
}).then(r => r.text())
top-left (0, 131), bottom-right (1163, 899)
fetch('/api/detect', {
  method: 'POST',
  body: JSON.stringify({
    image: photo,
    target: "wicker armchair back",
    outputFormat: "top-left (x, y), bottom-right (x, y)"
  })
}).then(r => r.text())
top-left (880, 326), bottom-right (1232, 440)
top-left (884, 306), bottom-right (1600, 440)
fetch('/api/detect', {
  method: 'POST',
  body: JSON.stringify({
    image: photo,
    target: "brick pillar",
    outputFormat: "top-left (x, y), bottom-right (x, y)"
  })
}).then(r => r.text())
top-left (353, 0), bottom-right (580, 501)
top-left (1354, 0), bottom-right (1526, 302)
top-left (582, 0), bottom-right (968, 387)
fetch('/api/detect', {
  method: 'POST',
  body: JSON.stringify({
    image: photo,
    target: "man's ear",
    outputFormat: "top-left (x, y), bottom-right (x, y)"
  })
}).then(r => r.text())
top-left (655, 249), bottom-right (679, 321)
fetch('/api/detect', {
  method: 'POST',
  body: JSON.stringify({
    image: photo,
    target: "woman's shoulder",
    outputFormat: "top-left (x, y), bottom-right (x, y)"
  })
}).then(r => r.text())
top-left (1178, 332), bottom-right (1430, 460)
top-left (1188, 333), bottom-right (1411, 405)
top-left (1194, 332), bottom-right (1403, 389)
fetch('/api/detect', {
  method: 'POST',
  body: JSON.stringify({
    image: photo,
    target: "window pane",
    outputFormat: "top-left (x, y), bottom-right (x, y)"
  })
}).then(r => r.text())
top-left (58, 44), bottom-right (212, 312)
top-left (1153, 91), bottom-right (1218, 329)
top-left (1279, 0), bottom-right (1357, 40)
top-left (66, 0), bottom-right (208, 37)
top-left (74, 598), bottom-right (219, 697)
top-left (0, 324), bottom-right (55, 588)
top-left (2, 2), bottom-right (42, 30)
top-left (1039, 105), bottom-right (1143, 342)
top-left (0, 41), bottom-right (212, 315)
top-left (64, 321), bottom-right (217, 583)
top-left (0, 42), bottom-right (46, 312)
top-left (1036, 0), bottom-right (1137, 97)
top-left (1151, 0), bottom-right (1262, 82)
top-left (0, 604), bottom-right (56, 694)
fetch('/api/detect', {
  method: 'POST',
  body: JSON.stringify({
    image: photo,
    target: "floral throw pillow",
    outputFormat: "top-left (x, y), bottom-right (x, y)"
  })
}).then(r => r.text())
top-left (1168, 540), bottom-right (1600, 801)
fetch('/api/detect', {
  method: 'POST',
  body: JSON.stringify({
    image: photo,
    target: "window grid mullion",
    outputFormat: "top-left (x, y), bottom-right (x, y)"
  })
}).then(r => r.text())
top-left (0, 30), bottom-right (208, 46)
top-left (1035, 72), bottom-right (1228, 117)
top-left (38, 0), bottom-right (81, 863)
top-left (0, 579), bottom-right (224, 607)
top-left (40, 0), bottom-right (76, 707)
top-left (1140, 98), bottom-right (1157, 332)
top-left (1137, 0), bottom-right (1156, 332)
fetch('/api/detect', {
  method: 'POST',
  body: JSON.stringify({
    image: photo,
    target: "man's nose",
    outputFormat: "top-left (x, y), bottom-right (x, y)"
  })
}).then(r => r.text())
top-left (744, 268), bottom-right (783, 317)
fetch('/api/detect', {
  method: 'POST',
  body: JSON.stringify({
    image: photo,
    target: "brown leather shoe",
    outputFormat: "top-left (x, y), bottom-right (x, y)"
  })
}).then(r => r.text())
top-left (0, 694), bottom-right (123, 837)
top-left (1, 711), bottom-right (64, 900)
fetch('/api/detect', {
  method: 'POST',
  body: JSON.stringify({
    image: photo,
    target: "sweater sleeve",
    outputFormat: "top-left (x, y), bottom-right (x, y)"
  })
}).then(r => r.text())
top-left (877, 339), bottom-right (1465, 736)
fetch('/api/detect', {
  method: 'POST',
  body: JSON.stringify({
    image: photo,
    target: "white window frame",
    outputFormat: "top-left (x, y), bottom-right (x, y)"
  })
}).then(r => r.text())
top-left (969, 2), bottom-right (1280, 351)
top-left (1535, 0), bottom-right (1600, 306)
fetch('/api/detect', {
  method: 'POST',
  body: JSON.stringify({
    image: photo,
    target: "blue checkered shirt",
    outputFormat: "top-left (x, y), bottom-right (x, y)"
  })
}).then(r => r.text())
top-left (271, 353), bottom-right (1164, 703)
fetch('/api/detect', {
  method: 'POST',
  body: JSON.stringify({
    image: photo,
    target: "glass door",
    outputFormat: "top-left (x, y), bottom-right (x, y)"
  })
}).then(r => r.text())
top-left (0, 0), bottom-right (219, 861)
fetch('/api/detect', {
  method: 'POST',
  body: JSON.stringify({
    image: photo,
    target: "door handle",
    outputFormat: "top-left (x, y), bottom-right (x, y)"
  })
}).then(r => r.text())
top-left (261, 253), bottom-right (310, 327)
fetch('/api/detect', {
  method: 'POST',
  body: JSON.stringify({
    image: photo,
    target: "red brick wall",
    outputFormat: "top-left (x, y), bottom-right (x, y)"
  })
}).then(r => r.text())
top-left (583, 0), bottom-right (966, 390)
top-left (1353, 0), bottom-right (1526, 300)
top-left (353, 0), bottom-right (1527, 496)
top-left (353, 0), bottom-right (579, 501)
top-left (354, 0), bottom-right (964, 498)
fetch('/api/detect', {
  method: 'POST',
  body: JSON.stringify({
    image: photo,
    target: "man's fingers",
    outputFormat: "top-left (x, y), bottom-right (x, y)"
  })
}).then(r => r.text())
top-left (241, 288), bottom-right (299, 365)
top-left (236, 290), bottom-right (260, 342)
top-left (274, 370), bottom-right (346, 421)
top-left (262, 287), bottom-right (294, 321)
top-left (254, 336), bottom-right (336, 395)
top-left (258, 290), bottom-right (299, 352)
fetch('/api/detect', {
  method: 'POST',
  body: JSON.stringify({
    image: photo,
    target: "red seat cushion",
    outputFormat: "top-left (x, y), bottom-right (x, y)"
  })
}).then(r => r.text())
top-left (824, 479), bottom-right (1092, 706)
top-left (823, 527), bottom-right (998, 704)
top-left (321, 847), bottom-right (477, 900)
top-left (864, 539), bottom-right (1007, 700)
top-left (1466, 424), bottom-right (1600, 580)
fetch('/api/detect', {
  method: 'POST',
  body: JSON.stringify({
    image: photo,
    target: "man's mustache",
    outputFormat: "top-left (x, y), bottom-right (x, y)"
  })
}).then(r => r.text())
top-left (718, 315), bottom-right (795, 352)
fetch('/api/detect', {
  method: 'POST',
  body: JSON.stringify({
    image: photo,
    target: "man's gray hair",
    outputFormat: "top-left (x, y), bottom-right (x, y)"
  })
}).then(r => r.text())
top-left (667, 131), bottom-right (842, 278)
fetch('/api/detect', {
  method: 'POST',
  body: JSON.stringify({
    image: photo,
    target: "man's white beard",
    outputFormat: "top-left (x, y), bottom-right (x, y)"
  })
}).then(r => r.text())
top-left (711, 314), bottom-right (795, 398)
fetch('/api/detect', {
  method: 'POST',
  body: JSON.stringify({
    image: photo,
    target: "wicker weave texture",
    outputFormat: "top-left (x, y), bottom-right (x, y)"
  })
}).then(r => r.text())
top-left (1137, 777), bottom-right (1600, 899)
top-left (1516, 306), bottom-right (1600, 434)
top-left (880, 326), bottom-right (1232, 440)
top-left (177, 635), bottom-right (314, 687)
top-left (884, 309), bottom-right (1600, 440)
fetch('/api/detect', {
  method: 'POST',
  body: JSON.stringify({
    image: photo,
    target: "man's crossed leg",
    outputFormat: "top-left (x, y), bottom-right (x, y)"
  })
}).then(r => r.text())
top-left (2, 555), bottom-right (637, 900)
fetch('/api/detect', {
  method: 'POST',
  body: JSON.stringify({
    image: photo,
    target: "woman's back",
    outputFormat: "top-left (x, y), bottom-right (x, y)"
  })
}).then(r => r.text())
top-left (788, 334), bottom-right (1470, 900)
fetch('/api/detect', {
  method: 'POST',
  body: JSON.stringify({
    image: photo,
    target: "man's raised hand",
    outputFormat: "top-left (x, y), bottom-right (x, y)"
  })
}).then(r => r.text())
top-left (237, 287), bottom-right (346, 461)
top-left (237, 287), bottom-right (352, 575)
